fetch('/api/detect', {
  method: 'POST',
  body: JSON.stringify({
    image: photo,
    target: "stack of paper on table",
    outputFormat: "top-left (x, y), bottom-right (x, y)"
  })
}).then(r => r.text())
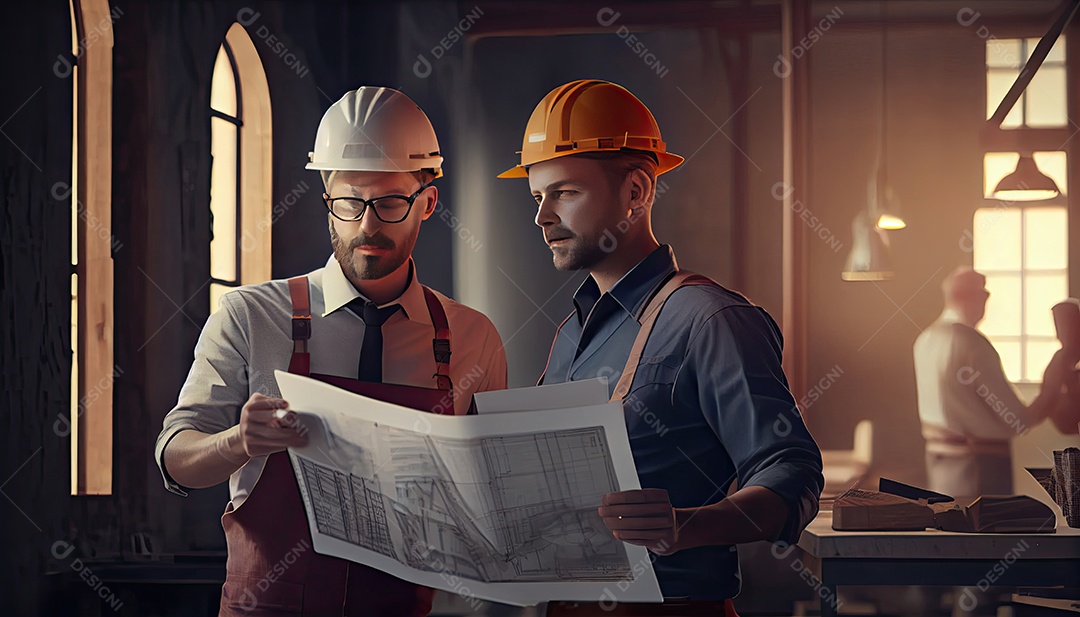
top-left (832, 480), bottom-right (1057, 533)
top-left (275, 371), bottom-right (662, 606)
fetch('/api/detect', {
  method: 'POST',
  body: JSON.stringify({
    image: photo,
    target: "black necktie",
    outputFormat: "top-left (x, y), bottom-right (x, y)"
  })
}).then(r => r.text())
top-left (347, 299), bottom-right (400, 382)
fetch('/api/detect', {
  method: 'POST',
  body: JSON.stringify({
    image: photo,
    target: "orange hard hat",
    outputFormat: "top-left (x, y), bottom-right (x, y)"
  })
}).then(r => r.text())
top-left (498, 79), bottom-right (683, 179)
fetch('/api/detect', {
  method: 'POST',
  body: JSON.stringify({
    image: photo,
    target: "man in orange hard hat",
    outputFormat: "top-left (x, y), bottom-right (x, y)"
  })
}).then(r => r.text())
top-left (499, 79), bottom-right (824, 615)
top-left (156, 86), bottom-right (507, 616)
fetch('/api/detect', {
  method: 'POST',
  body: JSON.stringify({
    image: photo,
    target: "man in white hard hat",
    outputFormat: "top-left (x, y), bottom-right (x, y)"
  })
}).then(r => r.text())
top-left (914, 266), bottom-right (1075, 498)
top-left (155, 86), bottom-right (507, 616)
top-left (499, 79), bottom-right (824, 616)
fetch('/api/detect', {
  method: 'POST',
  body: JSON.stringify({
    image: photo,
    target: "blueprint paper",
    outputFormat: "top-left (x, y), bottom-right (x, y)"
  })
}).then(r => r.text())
top-left (473, 378), bottom-right (610, 414)
top-left (275, 370), bottom-right (663, 606)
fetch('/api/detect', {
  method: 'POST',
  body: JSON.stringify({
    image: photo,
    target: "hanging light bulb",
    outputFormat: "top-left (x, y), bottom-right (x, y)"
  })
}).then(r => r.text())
top-left (876, 186), bottom-right (906, 230)
top-left (842, 211), bottom-right (894, 281)
top-left (992, 153), bottom-right (1061, 201)
top-left (877, 213), bottom-right (907, 230)
top-left (872, 13), bottom-right (906, 232)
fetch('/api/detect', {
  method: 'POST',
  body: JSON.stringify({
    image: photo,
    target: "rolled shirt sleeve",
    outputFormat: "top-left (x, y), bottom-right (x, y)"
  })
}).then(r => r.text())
top-left (154, 292), bottom-right (252, 496)
top-left (674, 305), bottom-right (824, 544)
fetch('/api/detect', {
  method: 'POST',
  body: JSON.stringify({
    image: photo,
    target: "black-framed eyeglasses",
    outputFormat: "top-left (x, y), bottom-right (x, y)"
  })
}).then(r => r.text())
top-left (323, 184), bottom-right (431, 223)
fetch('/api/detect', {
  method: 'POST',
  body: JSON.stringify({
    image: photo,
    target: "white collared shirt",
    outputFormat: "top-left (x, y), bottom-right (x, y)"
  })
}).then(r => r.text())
top-left (155, 256), bottom-right (508, 506)
top-left (913, 309), bottom-right (1036, 442)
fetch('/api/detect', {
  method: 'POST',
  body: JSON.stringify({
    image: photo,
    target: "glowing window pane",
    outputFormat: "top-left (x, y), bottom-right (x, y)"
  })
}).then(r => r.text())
top-left (1023, 207), bottom-right (1067, 270)
top-left (973, 207), bottom-right (1021, 271)
top-left (210, 46), bottom-right (237, 117)
top-left (1026, 37), bottom-right (1065, 63)
top-left (1025, 66), bottom-right (1067, 128)
top-left (986, 70), bottom-right (1023, 127)
top-left (1032, 151), bottom-right (1068, 196)
top-left (1048, 36), bottom-right (1066, 62)
top-left (987, 39), bottom-right (1022, 67)
top-left (1024, 338), bottom-right (1061, 382)
top-left (210, 115), bottom-right (237, 282)
top-left (1024, 273), bottom-right (1068, 337)
top-left (982, 272), bottom-right (1022, 337)
top-left (988, 338), bottom-right (1022, 383)
top-left (983, 153), bottom-right (1020, 198)
top-left (210, 283), bottom-right (230, 315)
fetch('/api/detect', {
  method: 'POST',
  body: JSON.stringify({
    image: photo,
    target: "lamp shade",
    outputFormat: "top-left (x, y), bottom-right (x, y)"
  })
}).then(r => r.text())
top-left (992, 154), bottom-right (1061, 201)
top-left (842, 212), bottom-right (894, 281)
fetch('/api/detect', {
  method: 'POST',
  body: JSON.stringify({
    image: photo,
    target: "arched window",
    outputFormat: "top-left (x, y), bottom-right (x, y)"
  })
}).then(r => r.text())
top-left (209, 23), bottom-right (272, 313)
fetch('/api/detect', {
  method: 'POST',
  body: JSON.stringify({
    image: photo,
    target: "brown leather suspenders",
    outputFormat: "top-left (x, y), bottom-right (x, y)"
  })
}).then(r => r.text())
top-left (538, 270), bottom-right (713, 401)
top-left (286, 276), bottom-right (454, 391)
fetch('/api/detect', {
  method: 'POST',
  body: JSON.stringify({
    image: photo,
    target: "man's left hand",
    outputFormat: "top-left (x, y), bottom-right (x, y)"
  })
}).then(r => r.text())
top-left (598, 488), bottom-right (679, 555)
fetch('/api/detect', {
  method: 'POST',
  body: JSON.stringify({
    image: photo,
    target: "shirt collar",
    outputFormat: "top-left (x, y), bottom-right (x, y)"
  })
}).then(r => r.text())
top-left (320, 255), bottom-right (432, 326)
top-left (939, 308), bottom-right (963, 323)
top-left (571, 244), bottom-right (678, 324)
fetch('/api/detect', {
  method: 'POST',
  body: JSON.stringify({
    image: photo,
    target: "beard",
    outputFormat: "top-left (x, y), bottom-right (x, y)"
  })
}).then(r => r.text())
top-left (330, 224), bottom-right (411, 282)
top-left (549, 230), bottom-right (607, 272)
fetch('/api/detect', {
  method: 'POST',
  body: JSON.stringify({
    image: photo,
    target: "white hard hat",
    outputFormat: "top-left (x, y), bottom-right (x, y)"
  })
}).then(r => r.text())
top-left (306, 86), bottom-right (443, 177)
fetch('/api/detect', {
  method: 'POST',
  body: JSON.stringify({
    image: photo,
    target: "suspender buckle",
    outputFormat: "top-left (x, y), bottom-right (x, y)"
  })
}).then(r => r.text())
top-left (433, 373), bottom-right (453, 392)
top-left (292, 316), bottom-right (312, 340)
top-left (433, 338), bottom-right (451, 364)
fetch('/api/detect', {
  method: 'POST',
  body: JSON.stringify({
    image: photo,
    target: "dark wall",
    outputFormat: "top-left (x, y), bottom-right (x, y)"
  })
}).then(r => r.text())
top-left (0, 1), bottom-right (75, 614)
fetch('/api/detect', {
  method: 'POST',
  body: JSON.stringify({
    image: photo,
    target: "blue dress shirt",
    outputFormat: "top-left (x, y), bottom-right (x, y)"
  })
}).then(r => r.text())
top-left (540, 245), bottom-right (824, 600)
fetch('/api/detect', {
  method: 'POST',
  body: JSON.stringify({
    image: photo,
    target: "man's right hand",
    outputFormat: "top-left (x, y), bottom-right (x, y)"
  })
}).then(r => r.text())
top-left (1042, 349), bottom-right (1078, 394)
top-left (235, 393), bottom-right (309, 458)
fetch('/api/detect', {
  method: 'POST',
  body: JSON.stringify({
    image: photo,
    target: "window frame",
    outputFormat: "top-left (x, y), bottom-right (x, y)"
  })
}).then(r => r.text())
top-left (69, 0), bottom-right (117, 496)
top-left (972, 202), bottom-right (1068, 383)
top-left (979, 34), bottom-right (1071, 385)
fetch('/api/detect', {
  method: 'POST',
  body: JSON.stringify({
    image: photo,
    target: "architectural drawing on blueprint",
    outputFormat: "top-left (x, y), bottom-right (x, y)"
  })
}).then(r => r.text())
top-left (294, 420), bottom-right (633, 583)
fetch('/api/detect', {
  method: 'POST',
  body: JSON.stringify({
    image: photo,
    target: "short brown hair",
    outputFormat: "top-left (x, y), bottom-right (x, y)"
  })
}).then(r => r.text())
top-left (575, 150), bottom-right (658, 205)
top-left (321, 169), bottom-right (437, 191)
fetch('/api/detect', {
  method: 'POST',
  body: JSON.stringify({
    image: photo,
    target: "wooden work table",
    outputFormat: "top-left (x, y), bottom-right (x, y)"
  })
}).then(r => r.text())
top-left (795, 511), bottom-right (1080, 616)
